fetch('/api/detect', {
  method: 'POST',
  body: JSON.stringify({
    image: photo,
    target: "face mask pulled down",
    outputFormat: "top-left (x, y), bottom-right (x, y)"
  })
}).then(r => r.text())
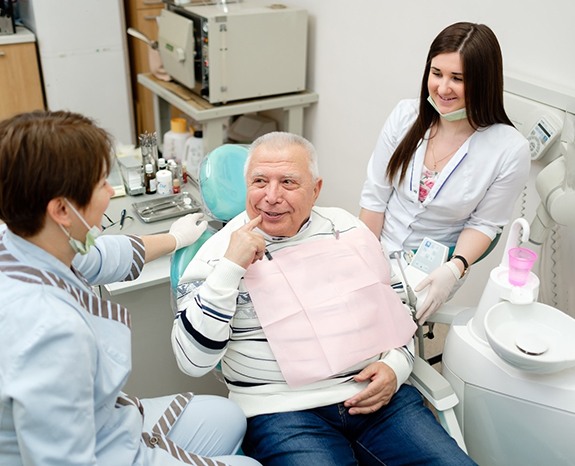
top-left (59, 199), bottom-right (101, 255)
top-left (427, 95), bottom-right (468, 122)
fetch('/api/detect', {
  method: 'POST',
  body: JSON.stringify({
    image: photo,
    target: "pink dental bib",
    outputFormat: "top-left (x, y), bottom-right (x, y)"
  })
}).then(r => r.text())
top-left (243, 227), bottom-right (416, 387)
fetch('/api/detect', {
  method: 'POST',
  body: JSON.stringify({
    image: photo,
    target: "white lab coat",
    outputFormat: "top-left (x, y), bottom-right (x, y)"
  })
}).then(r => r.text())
top-left (360, 99), bottom-right (531, 253)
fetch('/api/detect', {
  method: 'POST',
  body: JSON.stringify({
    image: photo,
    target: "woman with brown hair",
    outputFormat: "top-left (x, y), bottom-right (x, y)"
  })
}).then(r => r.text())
top-left (360, 22), bottom-right (530, 323)
top-left (0, 110), bottom-right (260, 466)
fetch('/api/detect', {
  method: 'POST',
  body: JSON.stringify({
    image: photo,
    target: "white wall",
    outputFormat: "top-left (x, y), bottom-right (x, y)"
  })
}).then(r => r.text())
top-left (276, 0), bottom-right (575, 311)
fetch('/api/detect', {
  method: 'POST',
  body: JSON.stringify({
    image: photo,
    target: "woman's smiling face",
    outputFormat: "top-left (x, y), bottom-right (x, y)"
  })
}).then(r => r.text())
top-left (428, 52), bottom-right (466, 114)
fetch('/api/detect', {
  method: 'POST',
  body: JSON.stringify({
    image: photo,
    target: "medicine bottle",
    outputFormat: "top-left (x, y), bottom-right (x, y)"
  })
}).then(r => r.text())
top-left (181, 162), bottom-right (188, 184)
top-left (144, 163), bottom-right (157, 194)
top-left (172, 177), bottom-right (181, 194)
top-left (156, 168), bottom-right (173, 195)
top-left (168, 159), bottom-right (179, 182)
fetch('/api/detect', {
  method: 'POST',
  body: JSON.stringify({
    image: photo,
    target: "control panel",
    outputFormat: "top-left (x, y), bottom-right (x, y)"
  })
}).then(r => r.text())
top-left (403, 237), bottom-right (449, 310)
top-left (527, 115), bottom-right (562, 160)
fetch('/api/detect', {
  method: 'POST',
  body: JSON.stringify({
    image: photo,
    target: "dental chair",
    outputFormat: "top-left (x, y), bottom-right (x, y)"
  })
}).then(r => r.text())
top-left (170, 143), bottom-right (467, 453)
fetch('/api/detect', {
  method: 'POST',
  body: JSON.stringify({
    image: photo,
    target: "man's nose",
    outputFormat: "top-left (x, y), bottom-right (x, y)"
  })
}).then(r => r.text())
top-left (265, 182), bottom-right (282, 203)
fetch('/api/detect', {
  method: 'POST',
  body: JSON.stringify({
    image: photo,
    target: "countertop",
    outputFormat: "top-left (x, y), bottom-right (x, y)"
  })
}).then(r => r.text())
top-left (0, 26), bottom-right (35, 45)
top-left (102, 179), bottom-right (212, 296)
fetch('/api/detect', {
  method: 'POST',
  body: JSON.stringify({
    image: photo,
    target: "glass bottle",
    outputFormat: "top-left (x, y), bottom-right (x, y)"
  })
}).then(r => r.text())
top-left (144, 163), bottom-right (157, 194)
top-left (172, 177), bottom-right (181, 194)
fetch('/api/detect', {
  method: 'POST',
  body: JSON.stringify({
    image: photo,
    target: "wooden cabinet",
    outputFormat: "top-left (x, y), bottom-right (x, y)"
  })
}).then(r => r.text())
top-left (0, 28), bottom-right (44, 121)
top-left (124, 0), bottom-right (164, 136)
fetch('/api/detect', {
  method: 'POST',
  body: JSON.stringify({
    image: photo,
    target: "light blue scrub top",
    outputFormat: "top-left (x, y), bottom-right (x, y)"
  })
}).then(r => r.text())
top-left (0, 227), bottom-right (147, 466)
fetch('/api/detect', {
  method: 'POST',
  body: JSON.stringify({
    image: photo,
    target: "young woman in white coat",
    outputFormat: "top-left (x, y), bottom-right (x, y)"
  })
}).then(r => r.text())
top-left (359, 22), bottom-right (531, 323)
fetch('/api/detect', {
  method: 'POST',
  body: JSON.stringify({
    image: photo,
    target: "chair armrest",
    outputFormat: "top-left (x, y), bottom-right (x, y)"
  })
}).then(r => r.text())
top-left (409, 355), bottom-right (468, 453)
top-left (409, 356), bottom-right (459, 411)
top-left (426, 304), bottom-right (470, 325)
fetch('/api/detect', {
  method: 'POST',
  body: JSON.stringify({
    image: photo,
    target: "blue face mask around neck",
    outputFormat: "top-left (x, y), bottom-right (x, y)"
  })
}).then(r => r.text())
top-left (59, 199), bottom-right (101, 255)
top-left (427, 95), bottom-right (468, 122)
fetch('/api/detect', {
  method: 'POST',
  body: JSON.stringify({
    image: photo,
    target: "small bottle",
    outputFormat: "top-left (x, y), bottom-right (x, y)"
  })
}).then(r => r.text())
top-left (172, 177), bottom-right (181, 194)
top-left (181, 162), bottom-right (188, 184)
top-left (168, 159), bottom-right (179, 182)
top-left (157, 157), bottom-right (167, 171)
top-left (144, 163), bottom-right (157, 194)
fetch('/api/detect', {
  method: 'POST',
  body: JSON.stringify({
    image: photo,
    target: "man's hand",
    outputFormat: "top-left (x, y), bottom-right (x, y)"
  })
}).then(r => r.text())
top-left (343, 361), bottom-right (397, 415)
top-left (224, 216), bottom-right (267, 268)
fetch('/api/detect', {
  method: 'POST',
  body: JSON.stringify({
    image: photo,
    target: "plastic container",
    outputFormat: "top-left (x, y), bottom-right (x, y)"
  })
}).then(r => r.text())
top-left (183, 130), bottom-right (204, 181)
top-left (508, 247), bottom-right (538, 286)
top-left (118, 155), bottom-right (145, 196)
top-left (156, 168), bottom-right (173, 195)
top-left (163, 118), bottom-right (190, 163)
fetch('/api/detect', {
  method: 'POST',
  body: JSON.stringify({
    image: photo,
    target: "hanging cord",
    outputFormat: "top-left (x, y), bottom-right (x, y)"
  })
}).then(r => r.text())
top-left (549, 225), bottom-right (559, 307)
top-left (519, 183), bottom-right (528, 219)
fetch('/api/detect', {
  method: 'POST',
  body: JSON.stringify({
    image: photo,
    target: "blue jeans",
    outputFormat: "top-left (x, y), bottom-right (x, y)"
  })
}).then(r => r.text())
top-left (242, 385), bottom-right (476, 465)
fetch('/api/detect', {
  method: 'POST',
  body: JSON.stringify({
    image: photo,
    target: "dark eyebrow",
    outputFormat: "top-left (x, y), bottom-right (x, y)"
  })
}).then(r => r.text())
top-left (430, 66), bottom-right (463, 77)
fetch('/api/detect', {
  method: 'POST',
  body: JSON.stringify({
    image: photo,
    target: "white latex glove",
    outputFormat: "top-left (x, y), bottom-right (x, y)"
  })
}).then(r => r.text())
top-left (414, 261), bottom-right (460, 324)
top-left (168, 213), bottom-right (208, 251)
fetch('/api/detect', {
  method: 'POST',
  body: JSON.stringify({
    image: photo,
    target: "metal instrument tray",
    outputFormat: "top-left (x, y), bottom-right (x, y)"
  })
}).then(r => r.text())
top-left (132, 192), bottom-right (202, 223)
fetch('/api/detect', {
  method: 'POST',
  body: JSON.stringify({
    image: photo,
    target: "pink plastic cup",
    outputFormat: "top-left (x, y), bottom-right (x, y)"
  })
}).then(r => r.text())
top-left (508, 247), bottom-right (538, 286)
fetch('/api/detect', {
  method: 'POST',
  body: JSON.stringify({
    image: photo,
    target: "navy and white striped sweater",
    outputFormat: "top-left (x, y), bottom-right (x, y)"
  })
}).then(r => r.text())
top-left (172, 207), bottom-right (415, 418)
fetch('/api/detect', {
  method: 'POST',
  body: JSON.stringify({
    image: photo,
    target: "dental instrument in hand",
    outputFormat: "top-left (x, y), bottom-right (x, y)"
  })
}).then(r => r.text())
top-left (393, 251), bottom-right (418, 311)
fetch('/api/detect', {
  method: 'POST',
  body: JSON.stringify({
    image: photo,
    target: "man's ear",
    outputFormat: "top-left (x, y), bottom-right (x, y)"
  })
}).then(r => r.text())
top-left (313, 177), bottom-right (323, 202)
top-left (46, 197), bottom-right (71, 228)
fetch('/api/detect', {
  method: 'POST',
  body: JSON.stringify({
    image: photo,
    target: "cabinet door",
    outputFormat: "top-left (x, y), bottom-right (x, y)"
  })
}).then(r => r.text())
top-left (0, 42), bottom-right (44, 120)
top-left (134, 0), bottom-right (164, 9)
top-left (131, 5), bottom-right (163, 134)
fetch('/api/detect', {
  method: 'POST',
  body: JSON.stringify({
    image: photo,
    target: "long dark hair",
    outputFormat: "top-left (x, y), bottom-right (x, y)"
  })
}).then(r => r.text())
top-left (387, 22), bottom-right (513, 183)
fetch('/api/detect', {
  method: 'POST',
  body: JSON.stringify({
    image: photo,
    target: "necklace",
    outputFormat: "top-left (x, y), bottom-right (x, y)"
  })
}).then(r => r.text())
top-left (428, 123), bottom-right (474, 170)
top-left (429, 138), bottom-right (459, 170)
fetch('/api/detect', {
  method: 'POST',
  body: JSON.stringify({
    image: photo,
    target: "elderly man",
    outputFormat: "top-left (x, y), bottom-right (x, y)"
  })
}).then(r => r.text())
top-left (172, 132), bottom-right (475, 465)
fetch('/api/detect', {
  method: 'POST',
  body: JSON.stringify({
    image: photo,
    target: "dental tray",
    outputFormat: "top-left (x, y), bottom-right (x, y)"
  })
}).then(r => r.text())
top-left (132, 192), bottom-right (202, 223)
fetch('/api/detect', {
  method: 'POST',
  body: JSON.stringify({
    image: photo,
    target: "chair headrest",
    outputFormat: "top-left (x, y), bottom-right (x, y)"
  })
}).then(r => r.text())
top-left (199, 144), bottom-right (249, 222)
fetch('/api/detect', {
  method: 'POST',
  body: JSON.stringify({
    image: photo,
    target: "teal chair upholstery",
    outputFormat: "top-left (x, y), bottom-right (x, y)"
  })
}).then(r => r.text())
top-left (170, 144), bottom-right (249, 307)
